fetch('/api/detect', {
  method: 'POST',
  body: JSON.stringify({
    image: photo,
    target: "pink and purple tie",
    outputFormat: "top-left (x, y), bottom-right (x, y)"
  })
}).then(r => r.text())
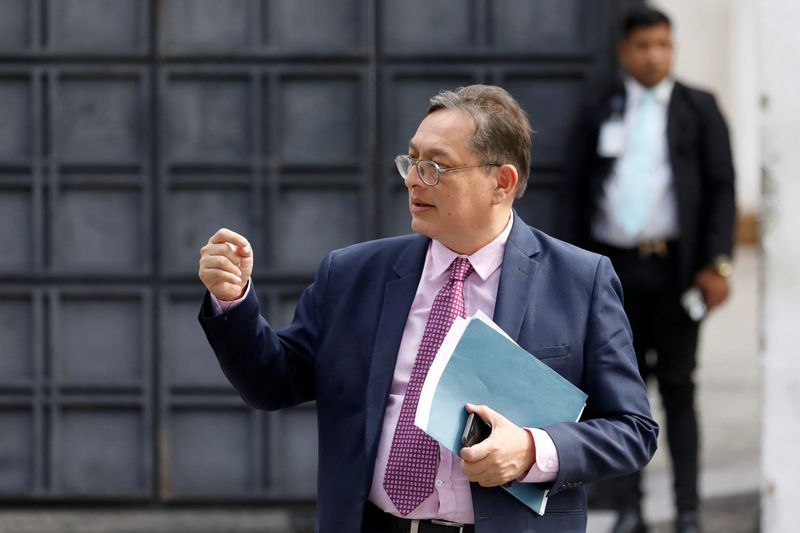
top-left (383, 256), bottom-right (474, 515)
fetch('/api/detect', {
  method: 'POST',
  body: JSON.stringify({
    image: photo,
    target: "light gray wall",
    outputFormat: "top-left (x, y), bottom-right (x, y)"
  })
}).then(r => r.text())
top-left (758, 0), bottom-right (800, 530)
top-left (650, 0), bottom-right (759, 213)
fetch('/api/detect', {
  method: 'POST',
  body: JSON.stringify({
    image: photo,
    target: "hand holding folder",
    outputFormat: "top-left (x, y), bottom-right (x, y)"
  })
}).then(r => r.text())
top-left (414, 311), bottom-right (587, 515)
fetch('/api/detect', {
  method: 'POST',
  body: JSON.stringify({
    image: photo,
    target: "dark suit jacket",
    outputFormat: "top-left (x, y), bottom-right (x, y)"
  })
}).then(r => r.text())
top-left (198, 213), bottom-right (658, 532)
top-left (561, 80), bottom-right (736, 288)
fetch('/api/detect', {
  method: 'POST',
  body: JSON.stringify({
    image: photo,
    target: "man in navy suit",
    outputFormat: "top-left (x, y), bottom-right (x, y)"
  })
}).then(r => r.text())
top-left (198, 84), bottom-right (658, 532)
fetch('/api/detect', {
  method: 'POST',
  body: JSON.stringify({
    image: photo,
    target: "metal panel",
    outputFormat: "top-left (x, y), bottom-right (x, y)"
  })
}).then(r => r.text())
top-left (279, 408), bottom-right (318, 496)
top-left (0, 76), bottom-right (32, 159)
top-left (275, 188), bottom-right (363, 271)
top-left (0, 0), bottom-right (31, 51)
top-left (160, 0), bottom-right (253, 53)
top-left (56, 408), bottom-right (148, 495)
top-left (0, 0), bottom-right (629, 505)
top-left (164, 75), bottom-right (252, 163)
top-left (53, 188), bottom-right (146, 273)
top-left (382, 0), bottom-right (476, 52)
top-left (278, 76), bottom-right (362, 165)
top-left (0, 297), bottom-right (34, 381)
top-left (264, 0), bottom-right (366, 50)
top-left (55, 75), bottom-right (144, 164)
top-left (0, 190), bottom-right (34, 270)
top-left (489, 0), bottom-right (587, 52)
top-left (167, 408), bottom-right (253, 495)
top-left (48, 287), bottom-right (153, 497)
top-left (0, 409), bottom-right (35, 493)
top-left (512, 172), bottom-right (562, 236)
top-left (161, 292), bottom-right (232, 387)
top-left (47, 0), bottom-right (147, 53)
top-left (58, 297), bottom-right (144, 384)
top-left (162, 187), bottom-right (256, 274)
top-left (503, 72), bottom-right (587, 167)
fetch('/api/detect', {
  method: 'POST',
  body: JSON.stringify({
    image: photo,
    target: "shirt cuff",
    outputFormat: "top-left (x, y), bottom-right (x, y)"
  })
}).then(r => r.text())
top-left (209, 281), bottom-right (251, 317)
top-left (517, 428), bottom-right (559, 483)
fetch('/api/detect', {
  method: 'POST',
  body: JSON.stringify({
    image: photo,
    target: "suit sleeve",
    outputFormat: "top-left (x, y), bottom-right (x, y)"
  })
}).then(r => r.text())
top-left (542, 256), bottom-right (659, 495)
top-left (197, 252), bottom-right (333, 410)
top-left (698, 94), bottom-right (737, 262)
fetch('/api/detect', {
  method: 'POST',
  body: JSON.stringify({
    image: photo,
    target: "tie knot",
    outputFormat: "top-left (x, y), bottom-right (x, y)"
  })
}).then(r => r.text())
top-left (449, 257), bottom-right (474, 283)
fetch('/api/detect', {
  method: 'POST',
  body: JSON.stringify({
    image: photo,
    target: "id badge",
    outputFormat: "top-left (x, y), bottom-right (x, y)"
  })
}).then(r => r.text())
top-left (597, 118), bottom-right (625, 157)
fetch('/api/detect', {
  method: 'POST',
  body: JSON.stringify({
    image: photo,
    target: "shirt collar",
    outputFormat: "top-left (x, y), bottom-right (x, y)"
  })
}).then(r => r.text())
top-left (624, 76), bottom-right (674, 106)
top-left (429, 213), bottom-right (514, 282)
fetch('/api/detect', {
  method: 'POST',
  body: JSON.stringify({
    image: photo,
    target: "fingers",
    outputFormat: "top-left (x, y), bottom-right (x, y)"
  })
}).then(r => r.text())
top-left (460, 440), bottom-right (491, 463)
top-left (694, 268), bottom-right (730, 312)
top-left (460, 457), bottom-right (490, 479)
top-left (460, 453), bottom-right (511, 488)
top-left (201, 243), bottom-right (243, 268)
top-left (710, 281), bottom-right (730, 309)
top-left (466, 403), bottom-right (499, 425)
top-left (199, 266), bottom-right (242, 287)
top-left (202, 254), bottom-right (243, 278)
top-left (208, 228), bottom-right (252, 257)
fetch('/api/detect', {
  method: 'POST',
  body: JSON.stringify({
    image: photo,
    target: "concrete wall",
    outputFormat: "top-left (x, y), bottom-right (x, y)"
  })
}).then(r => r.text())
top-left (650, 0), bottom-right (759, 213)
top-left (758, 1), bottom-right (800, 531)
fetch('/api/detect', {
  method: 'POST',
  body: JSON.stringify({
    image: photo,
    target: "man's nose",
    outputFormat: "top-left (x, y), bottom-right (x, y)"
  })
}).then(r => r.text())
top-left (404, 164), bottom-right (424, 188)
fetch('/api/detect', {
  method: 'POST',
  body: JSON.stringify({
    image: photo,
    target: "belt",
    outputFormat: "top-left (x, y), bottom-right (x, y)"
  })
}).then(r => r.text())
top-left (594, 239), bottom-right (675, 259)
top-left (363, 501), bottom-right (475, 533)
top-left (636, 238), bottom-right (669, 258)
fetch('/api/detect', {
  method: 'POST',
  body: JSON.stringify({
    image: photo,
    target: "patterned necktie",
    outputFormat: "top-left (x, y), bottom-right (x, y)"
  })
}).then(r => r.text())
top-left (617, 89), bottom-right (658, 237)
top-left (383, 256), bottom-right (474, 515)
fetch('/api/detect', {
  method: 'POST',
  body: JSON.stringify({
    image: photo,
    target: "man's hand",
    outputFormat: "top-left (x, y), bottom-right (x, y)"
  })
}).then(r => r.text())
top-left (199, 228), bottom-right (254, 301)
top-left (694, 267), bottom-right (730, 311)
top-left (459, 403), bottom-right (535, 487)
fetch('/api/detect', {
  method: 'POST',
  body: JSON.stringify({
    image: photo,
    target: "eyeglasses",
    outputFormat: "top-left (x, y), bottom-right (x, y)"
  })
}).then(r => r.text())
top-left (395, 155), bottom-right (500, 187)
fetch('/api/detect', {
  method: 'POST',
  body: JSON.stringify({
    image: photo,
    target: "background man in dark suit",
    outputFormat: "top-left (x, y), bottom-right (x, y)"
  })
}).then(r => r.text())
top-left (562, 7), bottom-right (736, 533)
top-left (198, 84), bottom-right (658, 532)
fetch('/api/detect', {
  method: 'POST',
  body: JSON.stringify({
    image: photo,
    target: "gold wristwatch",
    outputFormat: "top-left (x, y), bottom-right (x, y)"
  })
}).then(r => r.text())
top-left (711, 255), bottom-right (733, 278)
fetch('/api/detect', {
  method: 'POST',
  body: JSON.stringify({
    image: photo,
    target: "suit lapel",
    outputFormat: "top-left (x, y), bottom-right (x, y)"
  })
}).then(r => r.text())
top-left (493, 213), bottom-right (541, 341)
top-left (667, 82), bottom-right (688, 165)
top-left (364, 235), bottom-right (428, 473)
top-left (667, 82), bottom-right (693, 232)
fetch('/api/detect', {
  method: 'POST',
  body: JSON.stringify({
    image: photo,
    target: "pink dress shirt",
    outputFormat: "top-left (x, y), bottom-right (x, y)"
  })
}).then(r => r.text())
top-left (211, 215), bottom-right (560, 524)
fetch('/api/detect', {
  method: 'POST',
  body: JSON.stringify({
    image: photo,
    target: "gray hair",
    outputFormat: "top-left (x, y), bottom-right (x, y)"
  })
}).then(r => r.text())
top-left (427, 84), bottom-right (532, 199)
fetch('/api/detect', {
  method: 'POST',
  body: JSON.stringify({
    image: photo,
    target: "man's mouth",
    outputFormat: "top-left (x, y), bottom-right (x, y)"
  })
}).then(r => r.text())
top-left (411, 200), bottom-right (434, 212)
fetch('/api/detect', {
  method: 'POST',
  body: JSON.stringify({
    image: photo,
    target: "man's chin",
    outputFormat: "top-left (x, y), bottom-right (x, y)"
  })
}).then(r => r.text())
top-left (410, 217), bottom-right (435, 239)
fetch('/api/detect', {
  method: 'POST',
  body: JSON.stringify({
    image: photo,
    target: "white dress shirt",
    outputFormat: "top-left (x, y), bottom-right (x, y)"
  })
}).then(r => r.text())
top-left (592, 77), bottom-right (680, 247)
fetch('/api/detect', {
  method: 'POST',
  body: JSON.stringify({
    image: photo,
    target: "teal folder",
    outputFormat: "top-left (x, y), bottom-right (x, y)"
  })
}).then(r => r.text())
top-left (415, 313), bottom-right (587, 515)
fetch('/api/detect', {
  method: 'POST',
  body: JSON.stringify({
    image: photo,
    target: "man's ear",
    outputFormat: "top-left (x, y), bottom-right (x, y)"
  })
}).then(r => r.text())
top-left (493, 164), bottom-right (519, 204)
top-left (618, 42), bottom-right (631, 71)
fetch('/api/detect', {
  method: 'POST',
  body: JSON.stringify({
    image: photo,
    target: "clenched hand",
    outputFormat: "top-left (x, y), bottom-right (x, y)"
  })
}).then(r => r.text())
top-left (198, 228), bottom-right (253, 301)
top-left (694, 266), bottom-right (730, 311)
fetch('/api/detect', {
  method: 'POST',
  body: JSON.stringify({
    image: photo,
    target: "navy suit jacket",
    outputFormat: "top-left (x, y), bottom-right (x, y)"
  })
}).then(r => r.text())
top-left (199, 213), bottom-right (658, 532)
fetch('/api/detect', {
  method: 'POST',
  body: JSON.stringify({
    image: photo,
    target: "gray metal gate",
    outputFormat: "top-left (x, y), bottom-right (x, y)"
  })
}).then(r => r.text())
top-left (0, 0), bottom-right (632, 503)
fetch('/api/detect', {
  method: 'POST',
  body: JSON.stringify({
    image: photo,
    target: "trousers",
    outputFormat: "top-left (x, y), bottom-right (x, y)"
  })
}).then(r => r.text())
top-left (593, 241), bottom-right (700, 512)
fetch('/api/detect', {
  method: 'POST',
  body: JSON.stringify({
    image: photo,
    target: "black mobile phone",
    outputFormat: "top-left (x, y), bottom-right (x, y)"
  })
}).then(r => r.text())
top-left (461, 412), bottom-right (492, 447)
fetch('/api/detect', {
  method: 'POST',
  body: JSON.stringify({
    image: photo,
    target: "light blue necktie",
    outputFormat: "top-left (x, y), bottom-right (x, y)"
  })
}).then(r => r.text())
top-left (617, 89), bottom-right (658, 237)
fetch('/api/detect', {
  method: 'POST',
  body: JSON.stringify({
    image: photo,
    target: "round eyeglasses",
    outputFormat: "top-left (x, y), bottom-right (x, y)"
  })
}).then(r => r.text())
top-left (394, 155), bottom-right (500, 187)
